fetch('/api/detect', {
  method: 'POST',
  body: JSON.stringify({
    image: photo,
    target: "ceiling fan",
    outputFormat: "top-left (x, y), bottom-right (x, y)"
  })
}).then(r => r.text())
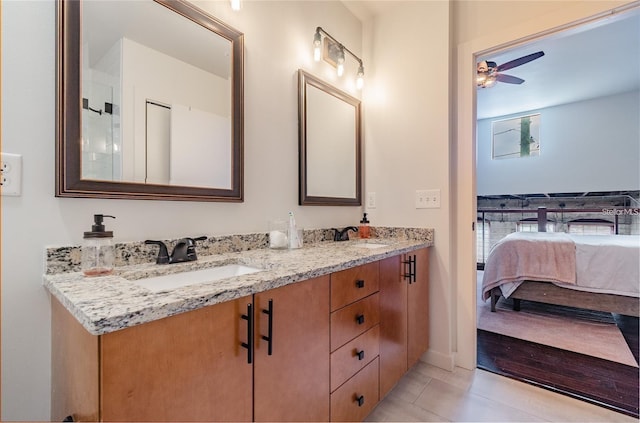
top-left (477, 51), bottom-right (545, 88)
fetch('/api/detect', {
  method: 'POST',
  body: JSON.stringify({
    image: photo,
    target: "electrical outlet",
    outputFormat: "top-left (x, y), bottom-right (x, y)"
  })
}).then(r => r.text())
top-left (366, 192), bottom-right (377, 209)
top-left (415, 189), bottom-right (440, 209)
top-left (1, 153), bottom-right (23, 196)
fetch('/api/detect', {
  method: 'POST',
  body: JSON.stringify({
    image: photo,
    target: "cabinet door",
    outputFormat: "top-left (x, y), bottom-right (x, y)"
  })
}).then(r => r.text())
top-left (253, 276), bottom-right (330, 422)
top-left (407, 248), bottom-right (430, 367)
top-left (100, 296), bottom-right (253, 422)
top-left (51, 299), bottom-right (100, 422)
top-left (378, 255), bottom-right (407, 397)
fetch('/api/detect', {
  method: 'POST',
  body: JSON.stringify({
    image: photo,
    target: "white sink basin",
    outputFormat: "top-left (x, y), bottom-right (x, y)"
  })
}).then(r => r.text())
top-left (353, 242), bottom-right (389, 249)
top-left (131, 264), bottom-right (263, 292)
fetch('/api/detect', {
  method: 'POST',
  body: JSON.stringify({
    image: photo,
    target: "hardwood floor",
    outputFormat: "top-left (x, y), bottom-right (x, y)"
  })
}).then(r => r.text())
top-left (477, 329), bottom-right (640, 418)
top-left (614, 313), bottom-right (639, 363)
top-left (367, 360), bottom-right (637, 422)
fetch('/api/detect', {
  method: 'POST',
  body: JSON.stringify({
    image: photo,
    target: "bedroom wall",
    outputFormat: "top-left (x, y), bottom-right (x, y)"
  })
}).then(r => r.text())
top-left (477, 90), bottom-right (640, 196)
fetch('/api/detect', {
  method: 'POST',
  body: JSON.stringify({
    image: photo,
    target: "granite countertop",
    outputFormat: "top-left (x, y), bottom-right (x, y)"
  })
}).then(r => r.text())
top-left (43, 237), bottom-right (432, 336)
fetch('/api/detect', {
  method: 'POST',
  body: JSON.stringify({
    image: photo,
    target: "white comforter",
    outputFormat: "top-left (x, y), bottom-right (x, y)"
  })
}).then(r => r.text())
top-left (483, 233), bottom-right (640, 299)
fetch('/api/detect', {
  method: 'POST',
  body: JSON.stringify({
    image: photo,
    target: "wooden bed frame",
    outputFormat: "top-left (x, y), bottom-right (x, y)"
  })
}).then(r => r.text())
top-left (490, 281), bottom-right (640, 317)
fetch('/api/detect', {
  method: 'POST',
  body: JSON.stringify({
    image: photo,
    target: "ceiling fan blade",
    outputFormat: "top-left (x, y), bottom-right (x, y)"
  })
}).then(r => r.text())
top-left (496, 74), bottom-right (525, 84)
top-left (497, 51), bottom-right (544, 72)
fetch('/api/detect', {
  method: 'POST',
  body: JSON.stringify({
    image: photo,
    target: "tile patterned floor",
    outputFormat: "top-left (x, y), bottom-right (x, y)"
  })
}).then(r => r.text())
top-left (366, 361), bottom-right (637, 422)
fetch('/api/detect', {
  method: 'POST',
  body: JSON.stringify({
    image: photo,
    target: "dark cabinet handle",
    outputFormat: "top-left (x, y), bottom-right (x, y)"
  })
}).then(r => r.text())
top-left (356, 314), bottom-right (365, 325)
top-left (355, 279), bottom-right (365, 288)
top-left (356, 395), bottom-right (365, 407)
top-left (261, 299), bottom-right (274, 356)
top-left (241, 303), bottom-right (253, 364)
top-left (413, 254), bottom-right (417, 283)
top-left (356, 350), bottom-right (365, 361)
top-left (403, 254), bottom-right (416, 284)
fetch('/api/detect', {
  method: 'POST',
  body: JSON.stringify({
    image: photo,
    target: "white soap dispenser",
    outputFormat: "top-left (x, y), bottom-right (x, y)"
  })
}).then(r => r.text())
top-left (82, 214), bottom-right (116, 277)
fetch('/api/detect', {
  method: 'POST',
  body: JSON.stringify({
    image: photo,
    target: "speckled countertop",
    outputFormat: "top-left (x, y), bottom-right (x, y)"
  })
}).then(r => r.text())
top-left (43, 231), bottom-right (432, 336)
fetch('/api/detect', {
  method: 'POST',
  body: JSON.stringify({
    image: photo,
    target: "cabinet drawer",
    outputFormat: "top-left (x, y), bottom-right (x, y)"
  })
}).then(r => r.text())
top-left (331, 293), bottom-right (379, 351)
top-left (330, 325), bottom-right (380, 392)
top-left (330, 357), bottom-right (379, 422)
top-left (331, 262), bottom-right (379, 311)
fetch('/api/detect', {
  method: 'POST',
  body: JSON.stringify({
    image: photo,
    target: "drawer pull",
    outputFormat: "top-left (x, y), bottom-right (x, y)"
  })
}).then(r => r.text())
top-left (355, 279), bottom-right (365, 288)
top-left (356, 395), bottom-right (365, 407)
top-left (356, 349), bottom-right (365, 361)
top-left (355, 314), bottom-right (365, 325)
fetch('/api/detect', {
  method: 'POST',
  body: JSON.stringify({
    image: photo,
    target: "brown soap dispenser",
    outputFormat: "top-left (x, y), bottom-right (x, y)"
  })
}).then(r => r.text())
top-left (359, 212), bottom-right (370, 239)
top-left (82, 214), bottom-right (116, 277)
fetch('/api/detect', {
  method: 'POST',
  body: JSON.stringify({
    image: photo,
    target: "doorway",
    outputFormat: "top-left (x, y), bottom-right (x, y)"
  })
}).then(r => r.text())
top-left (458, 4), bottom-right (640, 415)
top-left (453, 0), bottom-right (640, 372)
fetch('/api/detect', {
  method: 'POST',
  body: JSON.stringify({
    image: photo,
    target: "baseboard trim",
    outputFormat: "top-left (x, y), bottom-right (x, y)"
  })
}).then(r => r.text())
top-left (421, 349), bottom-right (455, 371)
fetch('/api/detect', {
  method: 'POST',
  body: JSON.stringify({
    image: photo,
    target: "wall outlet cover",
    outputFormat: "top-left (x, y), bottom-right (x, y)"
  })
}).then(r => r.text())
top-left (1, 153), bottom-right (23, 196)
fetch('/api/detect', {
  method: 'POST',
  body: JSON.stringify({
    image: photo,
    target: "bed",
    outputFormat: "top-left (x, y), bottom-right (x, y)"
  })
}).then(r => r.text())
top-left (481, 232), bottom-right (640, 317)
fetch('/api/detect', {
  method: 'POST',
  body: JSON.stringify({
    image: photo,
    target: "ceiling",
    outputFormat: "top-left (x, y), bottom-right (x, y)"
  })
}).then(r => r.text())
top-left (84, 1), bottom-right (232, 80)
top-left (344, 2), bottom-right (639, 120)
top-left (476, 10), bottom-right (640, 119)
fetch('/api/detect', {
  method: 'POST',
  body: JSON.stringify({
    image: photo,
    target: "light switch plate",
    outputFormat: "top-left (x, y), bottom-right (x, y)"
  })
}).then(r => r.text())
top-left (366, 192), bottom-right (377, 209)
top-left (415, 189), bottom-right (440, 209)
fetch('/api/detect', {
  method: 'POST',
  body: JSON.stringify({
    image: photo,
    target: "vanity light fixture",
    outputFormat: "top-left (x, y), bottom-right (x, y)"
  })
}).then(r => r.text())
top-left (313, 26), bottom-right (365, 89)
top-left (230, 0), bottom-right (241, 11)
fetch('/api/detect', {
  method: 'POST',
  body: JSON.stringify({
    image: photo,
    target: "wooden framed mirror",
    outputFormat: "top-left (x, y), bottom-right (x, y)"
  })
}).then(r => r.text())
top-left (298, 70), bottom-right (361, 206)
top-left (56, 0), bottom-right (244, 201)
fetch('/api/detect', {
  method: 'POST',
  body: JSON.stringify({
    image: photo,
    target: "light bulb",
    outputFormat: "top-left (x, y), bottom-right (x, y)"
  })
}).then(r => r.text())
top-left (230, 0), bottom-right (241, 11)
top-left (356, 64), bottom-right (364, 89)
top-left (336, 47), bottom-right (345, 77)
top-left (313, 31), bottom-right (322, 62)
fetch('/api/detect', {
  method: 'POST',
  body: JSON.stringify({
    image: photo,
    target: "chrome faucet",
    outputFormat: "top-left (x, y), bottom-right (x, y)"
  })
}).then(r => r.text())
top-left (145, 236), bottom-right (207, 264)
top-left (332, 227), bottom-right (358, 241)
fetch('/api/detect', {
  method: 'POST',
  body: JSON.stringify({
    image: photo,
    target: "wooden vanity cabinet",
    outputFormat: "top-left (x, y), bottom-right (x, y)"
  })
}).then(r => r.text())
top-left (52, 276), bottom-right (330, 423)
top-left (52, 295), bottom-right (253, 422)
top-left (52, 249), bottom-right (429, 423)
top-left (378, 247), bottom-right (430, 397)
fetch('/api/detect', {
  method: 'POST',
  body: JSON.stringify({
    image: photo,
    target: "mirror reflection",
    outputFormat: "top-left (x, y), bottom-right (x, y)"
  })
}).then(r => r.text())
top-left (82, 0), bottom-right (232, 188)
top-left (56, 0), bottom-right (244, 201)
top-left (298, 70), bottom-right (361, 206)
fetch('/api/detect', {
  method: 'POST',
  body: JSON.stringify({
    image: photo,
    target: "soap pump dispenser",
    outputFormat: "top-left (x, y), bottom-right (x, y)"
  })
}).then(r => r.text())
top-left (82, 214), bottom-right (116, 277)
top-left (359, 212), bottom-right (370, 239)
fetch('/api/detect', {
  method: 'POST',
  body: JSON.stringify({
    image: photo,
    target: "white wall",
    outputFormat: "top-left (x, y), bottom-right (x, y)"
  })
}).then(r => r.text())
top-left (1, 1), bottom-right (364, 420)
top-left (477, 90), bottom-right (640, 195)
top-left (6, 0), bottom-right (633, 419)
top-left (364, 1), bottom-right (453, 370)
